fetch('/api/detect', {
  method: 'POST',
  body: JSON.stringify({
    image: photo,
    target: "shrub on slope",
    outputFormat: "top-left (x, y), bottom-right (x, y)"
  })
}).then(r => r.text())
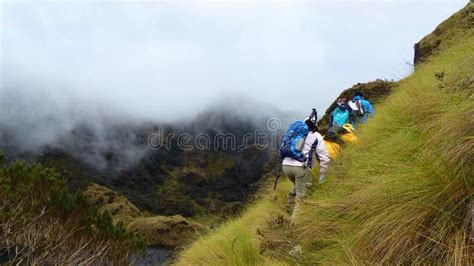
top-left (0, 153), bottom-right (146, 264)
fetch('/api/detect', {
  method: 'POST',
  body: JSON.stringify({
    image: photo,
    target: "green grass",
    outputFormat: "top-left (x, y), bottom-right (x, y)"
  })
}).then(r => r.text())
top-left (175, 4), bottom-right (473, 265)
top-left (175, 176), bottom-right (292, 266)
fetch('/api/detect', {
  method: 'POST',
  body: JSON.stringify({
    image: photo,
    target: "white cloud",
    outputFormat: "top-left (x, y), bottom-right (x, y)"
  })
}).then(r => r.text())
top-left (0, 0), bottom-right (468, 124)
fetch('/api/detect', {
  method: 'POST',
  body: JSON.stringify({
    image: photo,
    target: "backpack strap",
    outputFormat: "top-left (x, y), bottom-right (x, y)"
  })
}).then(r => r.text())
top-left (356, 100), bottom-right (364, 114)
top-left (307, 138), bottom-right (319, 167)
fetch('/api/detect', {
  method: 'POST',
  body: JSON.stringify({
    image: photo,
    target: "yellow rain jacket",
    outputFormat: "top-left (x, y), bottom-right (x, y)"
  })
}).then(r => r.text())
top-left (324, 124), bottom-right (358, 159)
top-left (324, 140), bottom-right (342, 160)
top-left (341, 131), bottom-right (358, 144)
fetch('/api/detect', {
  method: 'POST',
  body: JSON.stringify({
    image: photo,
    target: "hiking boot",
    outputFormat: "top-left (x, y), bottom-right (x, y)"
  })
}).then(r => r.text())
top-left (290, 198), bottom-right (306, 227)
top-left (287, 192), bottom-right (296, 201)
top-left (305, 182), bottom-right (313, 194)
top-left (286, 192), bottom-right (296, 211)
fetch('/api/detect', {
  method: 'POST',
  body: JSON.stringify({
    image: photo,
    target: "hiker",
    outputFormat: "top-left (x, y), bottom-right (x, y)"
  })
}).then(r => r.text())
top-left (323, 123), bottom-right (358, 160)
top-left (328, 98), bottom-right (354, 133)
top-left (280, 112), bottom-right (330, 205)
top-left (323, 131), bottom-right (343, 160)
top-left (351, 91), bottom-right (374, 124)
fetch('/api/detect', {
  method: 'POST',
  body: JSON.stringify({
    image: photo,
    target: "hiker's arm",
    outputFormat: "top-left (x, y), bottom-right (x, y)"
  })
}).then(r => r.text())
top-left (315, 137), bottom-right (330, 178)
top-left (349, 110), bottom-right (357, 124)
top-left (364, 100), bottom-right (375, 115)
top-left (328, 112), bottom-right (334, 126)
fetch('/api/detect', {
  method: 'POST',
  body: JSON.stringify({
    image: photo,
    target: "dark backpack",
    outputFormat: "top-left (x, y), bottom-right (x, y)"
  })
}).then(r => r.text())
top-left (279, 121), bottom-right (309, 162)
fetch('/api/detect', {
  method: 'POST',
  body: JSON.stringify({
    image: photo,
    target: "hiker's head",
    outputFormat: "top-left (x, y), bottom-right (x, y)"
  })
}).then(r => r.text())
top-left (354, 91), bottom-right (364, 98)
top-left (336, 98), bottom-right (347, 106)
top-left (304, 118), bottom-right (318, 133)
top-left (324, 131), bottom-right (339, 143)
top-left (308, 109), bottom-right (317, 123)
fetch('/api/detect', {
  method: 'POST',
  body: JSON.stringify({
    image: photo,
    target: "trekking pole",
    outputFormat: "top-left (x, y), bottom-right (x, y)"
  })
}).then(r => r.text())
top-left (274, 155), bottom-right (282, 190)
top-left (274, 173), bottom-right (281, 190)
top-left (309, 108), bottom-right (317, 121)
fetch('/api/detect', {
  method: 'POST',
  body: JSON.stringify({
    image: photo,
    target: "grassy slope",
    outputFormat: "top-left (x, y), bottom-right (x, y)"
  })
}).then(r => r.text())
top-left (294, 33), bottom-right (474, 264)
top-left (176, 4), bottom-right (473, 265)
top-left (175, 175), bottom-right (293, 265)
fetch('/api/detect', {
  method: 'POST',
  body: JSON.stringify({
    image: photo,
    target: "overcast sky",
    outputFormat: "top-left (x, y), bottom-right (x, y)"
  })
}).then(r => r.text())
top-left (0, 0), bottom-right (468, 122)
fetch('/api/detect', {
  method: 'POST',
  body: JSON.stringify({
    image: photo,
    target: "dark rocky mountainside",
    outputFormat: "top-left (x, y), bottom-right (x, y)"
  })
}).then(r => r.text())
top-left (0, 107), bottom-right (289, 219)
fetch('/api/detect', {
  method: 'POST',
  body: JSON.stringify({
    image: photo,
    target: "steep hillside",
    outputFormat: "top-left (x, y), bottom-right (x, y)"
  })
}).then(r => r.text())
top-left (292, 22), bottom-right (473, 264)
top-left (414, 0), bottom-right (474, 64)
top-left (176, 3), bottom-right (473, 265)
top-left (176, 173), bottom-right (294, 265)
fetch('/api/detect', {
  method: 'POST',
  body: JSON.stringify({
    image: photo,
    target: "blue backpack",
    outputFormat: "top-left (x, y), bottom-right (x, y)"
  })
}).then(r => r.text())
top-left (333, 108), bottom-right (349, 127)
top-left (279, 121), bottom-right (309, 162)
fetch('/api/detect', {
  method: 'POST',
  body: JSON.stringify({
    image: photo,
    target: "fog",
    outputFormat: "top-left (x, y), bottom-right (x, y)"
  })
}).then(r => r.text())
top-left (0, 0), bottom-right (468, 161)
